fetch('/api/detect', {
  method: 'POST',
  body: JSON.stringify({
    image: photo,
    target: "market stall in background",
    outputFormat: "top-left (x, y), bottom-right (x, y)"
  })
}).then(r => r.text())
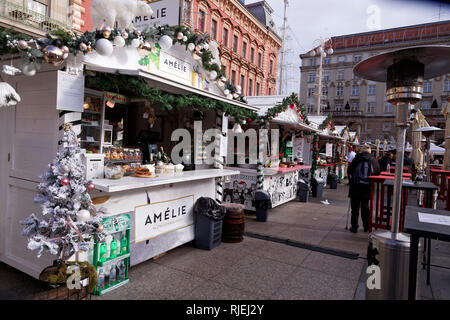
top-left (223, 94), bottom-right (317, 210)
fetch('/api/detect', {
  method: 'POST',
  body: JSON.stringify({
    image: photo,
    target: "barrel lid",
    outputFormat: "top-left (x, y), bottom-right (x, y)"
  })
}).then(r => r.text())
top-left (370, 230), bottom-right (411, 246)
top-left (221, 203), bottom-right (245, 210)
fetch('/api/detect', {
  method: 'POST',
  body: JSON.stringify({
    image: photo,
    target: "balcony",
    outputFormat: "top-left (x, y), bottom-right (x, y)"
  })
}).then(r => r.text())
top-left (0, 0), bottom-right (71, 34)
top-left (326, 109), bottom-right (363, 117)
top-left (420, 108), bottom-right (444, 116)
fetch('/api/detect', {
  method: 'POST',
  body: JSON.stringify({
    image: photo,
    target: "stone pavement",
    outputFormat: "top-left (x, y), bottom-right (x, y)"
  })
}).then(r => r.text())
top-left (1, 183), bottom-right (449, 299)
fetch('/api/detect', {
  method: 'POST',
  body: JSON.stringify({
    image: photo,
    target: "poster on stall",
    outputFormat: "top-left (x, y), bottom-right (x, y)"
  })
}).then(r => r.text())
top-left (133, 0), bottom-right (180, 30)
top-left (134, 195), bottom-right (194, 243)
top-left (223, 174), bottom-right (258, 210)
top-left (326, 143), bottom-right (333, 157)
top-left (293, 137), bottom-right (304, 160)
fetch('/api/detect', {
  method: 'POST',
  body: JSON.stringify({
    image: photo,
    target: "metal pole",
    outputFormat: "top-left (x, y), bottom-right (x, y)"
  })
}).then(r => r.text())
top-left (391, 102), bottom-right (409, 237)
top-left (316, 42), bottom-right (323, 115)
top-left (278, 0), bottom-right (288, 95)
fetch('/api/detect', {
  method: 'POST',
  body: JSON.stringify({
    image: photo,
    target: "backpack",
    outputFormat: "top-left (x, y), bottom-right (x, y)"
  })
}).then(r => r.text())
top-left (353, 160), bottom-right (373, 185)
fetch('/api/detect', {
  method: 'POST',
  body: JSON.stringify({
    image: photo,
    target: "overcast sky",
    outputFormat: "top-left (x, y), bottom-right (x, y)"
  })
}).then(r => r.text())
top-left (245, 0), bottom-right (450, 94)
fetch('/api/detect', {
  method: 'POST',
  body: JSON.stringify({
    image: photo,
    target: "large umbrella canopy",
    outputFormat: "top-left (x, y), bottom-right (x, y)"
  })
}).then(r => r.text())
top-left (405, 142), bottom-right (444, 155)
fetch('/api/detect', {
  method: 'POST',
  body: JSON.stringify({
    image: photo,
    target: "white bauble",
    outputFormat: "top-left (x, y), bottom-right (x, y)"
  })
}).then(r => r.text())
top-left (236, 85), bottom-right (242, 92)
top-left (220, 76), bottom-right (227, 82)
top-left (22, 64), bottom-right (36, 76)
top-left (209, 70), bottom-right (217, 80)
top-left (158, 35), bottom-right (173, 50)
top-left (131, 38), bottom-right (141, 48)
top-left (224, 89), bottom-right (230, 95)
top-left (177, 32), bottom-right (184, 40)
top-left (76, 209), bottom-right (91, 222)
top-left (183, 36), bottom-right (188, 42)
top-left (95, 38), bottom-right (113, 56)
top-left (226, 93), bottom-right (233, 99)
top-left (202, 43), bottom-right (209, 51)
top-left (113, 36), bottom-right (125, 48)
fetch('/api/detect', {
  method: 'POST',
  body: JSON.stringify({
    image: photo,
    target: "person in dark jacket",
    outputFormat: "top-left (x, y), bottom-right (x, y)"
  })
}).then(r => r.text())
top-left (348, 144), bottom-right (380, 233)
top-left (403, 151), bottom-right (415, 177)
top-left (378, 152), bottom-right (393, 172)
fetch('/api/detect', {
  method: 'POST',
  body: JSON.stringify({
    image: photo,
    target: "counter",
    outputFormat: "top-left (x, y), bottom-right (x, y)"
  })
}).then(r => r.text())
top-left (90, 169), bottom-right (239, 266)
top-left (223, 165), bottom-right (311, 210)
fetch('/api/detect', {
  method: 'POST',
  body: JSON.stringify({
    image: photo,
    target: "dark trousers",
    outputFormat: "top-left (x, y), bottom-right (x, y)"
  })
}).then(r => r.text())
top-left (350, 197), bottom-right (370, 230)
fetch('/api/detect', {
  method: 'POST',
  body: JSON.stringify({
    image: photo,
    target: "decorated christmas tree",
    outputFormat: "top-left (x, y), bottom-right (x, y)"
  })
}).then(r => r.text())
top-left (21, 123), bottom-right (106, 260)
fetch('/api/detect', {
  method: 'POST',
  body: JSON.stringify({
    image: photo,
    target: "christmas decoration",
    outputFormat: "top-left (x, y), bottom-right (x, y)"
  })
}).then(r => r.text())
top-left (76, 209), bottom-right (91, 222)
top-left (87, 182), bottom-right (95, 191)
top-left (43, 45), bottom-right (65, 66)
top-left (61, 177), bottom-right (70, 186)
top-left (95, 38), bottom-right (113, 56)
top-left (22, 64), bottom-right (36, 76)
top-left (0, 82), bottom-right (21, 107)
top-left (256, 93), bottom-right (309, 125)
top-left (20, 124), bottom-right (106, 259)
top-left (113, 35), bottom-right (125, 48)
top-left (310, 134), bottom-right (320, 177)
top-left (158, 35), bottom-right (173, 50)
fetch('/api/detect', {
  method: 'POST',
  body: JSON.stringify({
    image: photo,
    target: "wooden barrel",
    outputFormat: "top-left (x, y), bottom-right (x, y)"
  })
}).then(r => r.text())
top-left (221, 203), bottom-right (245, 243)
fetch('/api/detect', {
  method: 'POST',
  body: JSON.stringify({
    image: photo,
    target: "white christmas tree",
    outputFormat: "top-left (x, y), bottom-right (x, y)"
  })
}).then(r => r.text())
top-left (21, 123), bottom-right (106, 259)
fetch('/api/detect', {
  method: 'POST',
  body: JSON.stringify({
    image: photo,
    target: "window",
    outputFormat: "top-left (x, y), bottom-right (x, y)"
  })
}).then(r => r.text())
top-left (353, 73), bottom-right (360, 79)
top-left (444, 80), bottom-right (450, 92)
top-left (336, 86), bottom-right (343, 96)
top-left (311, 58), bottom-right (317, 66)
top-left (211, 19), bottom-right (218, 40)
top-left (308, 72), bottom-right (315, 83)
top-left (384, 103), bottom-right (393, 113)
top-left (338, 56), bottom-right (346, 62)
top-left (28, 0), bottom-right (48, 16)
top-left (337, 70), bottom-right (344, 81)
top-left (307, 104), bottom-right (314, 113)
top-left (268, 87), bottom-right (272, 95)
top-left (242, 41), bottom-right (247, 58)
top-left (423, 81), bottom-right (432, 93)
top-left (323, 71), bottom-right (330, 81)
top-left (322, 87), bottom-right (328, 96)
top-left (269, 59), bottom-right (273, 74)
top-left (198, 10), bottom-right (206, 32)
top-left (250, 47), bottom-right (255, 63)
top-left (324, 57), bottom-right (331, 65)
top-left (368, 85), bottom-right (376, 95)
top-left (231, 70), bottom-right (236, 85)
top-left (308, 88), bottom-right (315, 97)
top-left (240, 74), bottom-right (245, 94)
top-left (248, 79), bottom-right (253, 96)
top-left (257, 52), bottom-right (262, 68)
top-left (183, 0), bottom-right (192, 24)
top-left (256, 82), bottom-right (260, 96)
top-left (232, 35), bottom-right (239, 52)
top-left (335, 102), bottom-right (343, 111)
top-left (222, 28), bottom-right (229, 46)
top-left (421, 100), bottom-right (431, 110)
top-left (367, 102), bottom-right (376, 113)
top-left (352, 102), bottom-right (359, 111)
top-left (351, 85), bottom-right (360, 96)
top-left (354, 55), bottom-right (362, 62)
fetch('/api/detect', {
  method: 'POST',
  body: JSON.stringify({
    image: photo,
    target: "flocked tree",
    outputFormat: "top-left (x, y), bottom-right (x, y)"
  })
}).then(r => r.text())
top-left (21, 123), bottom-right (106, 260)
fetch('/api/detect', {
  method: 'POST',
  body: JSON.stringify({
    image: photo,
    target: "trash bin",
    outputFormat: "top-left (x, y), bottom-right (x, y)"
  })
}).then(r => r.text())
top-left (365, 230), bottom-right (417, 300)
top-left (194, 197), bottom-right (226, 250)
top-left (254, 190), bottom-right (271, 222)
top-left (328, 173), bottom-right (338, 189)
top-left (297, 180), bottom-right (309, 202)
top-left (221, 203), bottom-right (245, 243)
top-left (311, 177), bottom-right (324, 198)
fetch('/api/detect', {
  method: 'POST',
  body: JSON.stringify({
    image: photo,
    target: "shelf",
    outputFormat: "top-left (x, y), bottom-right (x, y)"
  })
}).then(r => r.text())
top-left (80, 140), bottom-right (101, 144)
top-left (97, 279), bottom-right (130, 296)
top-left (97, 253), bottom-right (130, 267)
top-left (105, 159), bottom-right (142, 164)
top-left (83, 110), bottom-right (101, 115)
top-left (81, 123), bottom-right (101, 127)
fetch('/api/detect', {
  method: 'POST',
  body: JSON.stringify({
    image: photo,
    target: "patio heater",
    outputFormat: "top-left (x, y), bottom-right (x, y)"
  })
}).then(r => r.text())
top-left (413, 126), bottom-right (443, 182)
top-left (354, 46), bottom-right (450, 299)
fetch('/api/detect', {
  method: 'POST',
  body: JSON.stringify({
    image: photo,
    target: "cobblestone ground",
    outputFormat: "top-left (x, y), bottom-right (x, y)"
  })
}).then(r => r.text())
top-left (1, 183), bottom-right (449, 299)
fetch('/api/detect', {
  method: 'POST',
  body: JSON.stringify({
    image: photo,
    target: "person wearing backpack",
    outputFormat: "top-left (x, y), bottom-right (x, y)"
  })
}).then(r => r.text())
top-left (347, 144), bottom-right (380, 233)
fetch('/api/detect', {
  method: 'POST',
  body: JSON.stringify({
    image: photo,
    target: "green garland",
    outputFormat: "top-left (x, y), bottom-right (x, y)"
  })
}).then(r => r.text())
top-left (310, 134), bottom-right (320, 177)
top-left (86, 72), bottom-right (257, 124)
top-left (0, 24), bottom-right (244, 101)
top-left (318, 114), bottom-right (335, 131)
top-left (256, 93), bottom-right (310, 126)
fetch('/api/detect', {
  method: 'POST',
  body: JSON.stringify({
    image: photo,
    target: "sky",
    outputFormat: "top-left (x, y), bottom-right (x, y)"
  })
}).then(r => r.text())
top-left (245, 0), bottom-right (450, 94)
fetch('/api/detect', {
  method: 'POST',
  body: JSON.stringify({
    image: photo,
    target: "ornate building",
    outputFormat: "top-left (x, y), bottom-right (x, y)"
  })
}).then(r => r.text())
top-left (299, 20), bottom-right (450, 144)
top-left (182, 0), bottom-right (282, 96)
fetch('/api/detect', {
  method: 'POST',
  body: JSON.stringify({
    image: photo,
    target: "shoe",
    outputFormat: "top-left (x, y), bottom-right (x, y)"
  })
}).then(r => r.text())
top-left (349, 227), bottom-right (357, 233)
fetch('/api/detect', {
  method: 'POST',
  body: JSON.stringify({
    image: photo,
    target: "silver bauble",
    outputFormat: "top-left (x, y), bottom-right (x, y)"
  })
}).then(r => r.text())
top-left (43, 45), bottom-right (64, 66)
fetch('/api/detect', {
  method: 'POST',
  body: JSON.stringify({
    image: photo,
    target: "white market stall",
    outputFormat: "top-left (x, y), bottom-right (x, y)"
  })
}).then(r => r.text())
top-left (223, 95), bottom-right (318, 210)
top-left (0, 23), bottom-right (260, 279)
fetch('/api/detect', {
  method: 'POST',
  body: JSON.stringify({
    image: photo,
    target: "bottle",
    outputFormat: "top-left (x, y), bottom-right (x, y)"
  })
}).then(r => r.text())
top-left (97, 269), bottom-right (105, 291)
top-left (115, 236), bottom-right (121, 256)
top-left (105, 235), bottom-right (113, 260)
top-left (110, 237), bottom-right (118, 259)
top-left (118, 260), bottom-right (126, 282)
top-left (99, 242), bottom-right (107, 262)
top-left (109, 264), bottom-right (116, 285)
top-left (120, 232), bottom-right (128, 255)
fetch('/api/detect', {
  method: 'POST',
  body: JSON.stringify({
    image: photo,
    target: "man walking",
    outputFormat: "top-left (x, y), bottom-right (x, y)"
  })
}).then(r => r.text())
top-left (379, 151), bottom-right (393, 172)
top-left (348, 144), bottom-right (380, 233)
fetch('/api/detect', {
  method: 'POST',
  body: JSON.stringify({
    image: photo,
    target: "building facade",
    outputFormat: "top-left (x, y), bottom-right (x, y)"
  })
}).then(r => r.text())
top-left (0, 0), bottom-right (86, 36)
top-left (183, 0), bottom-right (281, 96)
top-left (299, 20), bottom-right (450, 144)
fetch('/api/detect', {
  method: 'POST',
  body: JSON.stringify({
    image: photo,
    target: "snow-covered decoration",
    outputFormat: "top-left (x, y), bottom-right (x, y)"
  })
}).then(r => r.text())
top-left (0, 82), bottom-right (21, 107)
top-left (91, 0), bottom-right (154, 30)
top-left (20, 124), bottom-right (106, 259)
top-left (208, 41), bottom-right (221, 67)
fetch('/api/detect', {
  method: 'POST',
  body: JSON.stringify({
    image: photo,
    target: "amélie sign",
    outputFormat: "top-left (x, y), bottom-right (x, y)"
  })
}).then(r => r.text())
top-left (133, 0), bottom-right (180, 30)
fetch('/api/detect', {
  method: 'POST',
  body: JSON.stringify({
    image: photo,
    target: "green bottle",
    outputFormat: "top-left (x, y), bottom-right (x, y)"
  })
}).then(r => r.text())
top-left (110, 238), bottom-right (118, 258)
top-left (100, 242), bottom-right (107, 262)
top-left (120, 232), bottom-right (128, 255)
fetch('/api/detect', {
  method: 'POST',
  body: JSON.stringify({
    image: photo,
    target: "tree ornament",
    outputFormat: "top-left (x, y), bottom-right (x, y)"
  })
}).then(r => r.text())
top-left (226, 93), bottom-right (233, 99)
top-left (177, 32), bottom-right (184, 40)
top-left (96, 224), bottom-right (104, 232)
top-left (242, 120), bottom-right (246, 125)
top-left (134, 30), bottom-right (141, 36)
top-left (61, 46), bottom-right (70, 54)
top-left (121, 31), bottom-right (129, 39)
top-left (61, 177), bottom-right (69, 186)
top-left (79, 42), bottom-right (88, 51)
top-left (220, 76), bottom-right (227, 82)
top-left (223, 89), bottom-right (230, 95)
top-left (195, 44), bottom-right (202, 52)
top-left (131, 38), bottom-right (141, 48)
top-left (103, 30), bottom-right (111, 39)
top-left (76, 209), bottom-right (91, 222)
top-left (22, 64), bottom-right (36, 77)
top-left (202, 43), bottom-right (209, 51)
top-left (182, 36), bottom-right (188, 42)
top-left (61, 165), bottom-right (70, 173)
top-left (113, 35), bottom-right (125, 48)
top-left (87, 183), bottom-right (95, 191)
top-left (17, 40), bottom-right (29, 51)
top-left (187, 43), bottom-right (195, 51)
top-left (209, 70), bottom-right (217, 80)
top-left (137, 41), bottom-right (152, 57)
top-left (95, 38), bottom-right (113, 56)
top-left (0, 82), bottom-right (21, 107)
top-left (43, 45), bottom-right (65, 66)
top-left (158, 35), bottom-right (173, 50)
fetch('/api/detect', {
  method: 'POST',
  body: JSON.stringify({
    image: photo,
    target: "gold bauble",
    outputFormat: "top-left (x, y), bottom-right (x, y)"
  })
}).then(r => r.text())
top-left (103, 30), bottom-right (111, 39)
top-left (137, 41), bottom-right (152, 57)
top-left (43, 45), bottom-right (64, 66)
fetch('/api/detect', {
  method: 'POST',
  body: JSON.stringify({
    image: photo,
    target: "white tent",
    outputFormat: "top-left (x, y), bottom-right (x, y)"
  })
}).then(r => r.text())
top-left (405, 142), bottom-right (445, 155)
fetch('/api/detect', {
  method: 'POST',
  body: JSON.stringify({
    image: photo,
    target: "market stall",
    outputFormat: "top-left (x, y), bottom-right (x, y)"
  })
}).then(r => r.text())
top-left (0, 21), bottom-right (259, 280)
top-left (223, 94), bottom-right (317, 210)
